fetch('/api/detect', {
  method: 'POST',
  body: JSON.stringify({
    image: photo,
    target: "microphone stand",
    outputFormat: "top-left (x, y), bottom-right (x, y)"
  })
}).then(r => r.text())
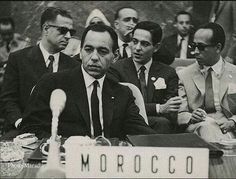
top-left (36, 115), bottom-right (65, 178)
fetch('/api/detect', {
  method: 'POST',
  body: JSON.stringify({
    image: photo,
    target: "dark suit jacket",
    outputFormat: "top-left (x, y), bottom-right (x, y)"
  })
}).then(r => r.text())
top-left (108, 58), bottom-right (178, 120)
top-left (0, 45), bottom-right (79, 130)
top-left (20, 66), bottom-right (156, 139)
top-left (162, 33), bottom-right (195, 59)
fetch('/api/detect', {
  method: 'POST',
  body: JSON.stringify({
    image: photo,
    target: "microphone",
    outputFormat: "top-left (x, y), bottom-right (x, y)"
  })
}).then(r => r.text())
top-left (50, 89), bottom-right (66, 118)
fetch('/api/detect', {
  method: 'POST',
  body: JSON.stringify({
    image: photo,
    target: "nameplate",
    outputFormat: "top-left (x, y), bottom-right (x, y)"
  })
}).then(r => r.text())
top-left (65, 146), bottom-right (209, 178)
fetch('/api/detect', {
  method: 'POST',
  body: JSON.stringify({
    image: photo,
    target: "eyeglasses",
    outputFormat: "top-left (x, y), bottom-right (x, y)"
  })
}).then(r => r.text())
top-left (190, 42), bottom-right (215, 51)
top-left (47, 24), bottom-right (76, 36)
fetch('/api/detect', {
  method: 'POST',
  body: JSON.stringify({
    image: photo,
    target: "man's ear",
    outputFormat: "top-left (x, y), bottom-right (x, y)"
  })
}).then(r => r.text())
top-left (216, 43), bottom-right (223, 53)
top-left (112, 49), bottom-right (120, 63)
top-left (153, 42), bottom-right (161, 53)
top-left (42, 23), bottom-right (49, 35)
top-left (114, 20), bottom-right (119, 30)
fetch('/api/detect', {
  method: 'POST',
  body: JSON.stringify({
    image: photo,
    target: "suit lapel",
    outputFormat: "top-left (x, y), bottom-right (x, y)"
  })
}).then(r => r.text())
top-left (71, 67), bottom-right (91, 132)
top-left (147, 62), bottom-right (162, 102)
top-left (30, 45), bottom-right (48, 76)
top-left (125, 58), bottom-right (140, 87)
top-left (102, 78), bottom-right (115, 138)
top-left (219, 62), bottom-right (231, 102)
top-left (58, 53), bottom-right (69, 71)
top-left (192, 68), bottom-right (205, 95)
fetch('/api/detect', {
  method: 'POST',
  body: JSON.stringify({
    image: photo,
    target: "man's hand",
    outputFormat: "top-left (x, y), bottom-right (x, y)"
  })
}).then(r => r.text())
top-left (219, 120), bottom-right (236, 134)
top-left (189, 108), bottom-right (206, 124)
top-left (159, 96), bottom-right (182, 114)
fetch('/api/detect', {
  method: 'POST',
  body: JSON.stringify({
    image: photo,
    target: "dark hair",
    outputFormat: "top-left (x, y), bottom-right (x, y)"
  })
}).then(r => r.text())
top-left (0, 16), bottom-right (15, 30)
top-left (80, 24), bottom-right (118, 53)
top-left (197, 22), bottom-right (225, 51)
top-left (40, 7), bottom-right (72, 30)
top-left (174, 11), bottom-right (192, 22)
top-left (132, 21), bottom-right (162, 45)
top-left (114, 7), bottom-right (137, 20)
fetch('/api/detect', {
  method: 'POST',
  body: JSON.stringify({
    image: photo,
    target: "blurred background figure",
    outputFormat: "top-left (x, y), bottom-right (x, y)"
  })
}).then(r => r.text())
top-left (62, 36), bottom-right (81, 57)
top-left (85, 8), bottom-right (111, 27)
top-left (0, 16), bottom-right (30, 63)
top-left (162, 11), bottom-right (195, 60)
top-left (209, 1), bottom-right (236, 65)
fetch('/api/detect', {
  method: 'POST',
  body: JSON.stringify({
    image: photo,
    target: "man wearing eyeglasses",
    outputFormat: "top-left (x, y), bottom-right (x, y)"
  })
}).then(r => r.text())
top-left (177, 22), bottom-right (236, 142)
top-left (0, 7), bottom-right (79, 137)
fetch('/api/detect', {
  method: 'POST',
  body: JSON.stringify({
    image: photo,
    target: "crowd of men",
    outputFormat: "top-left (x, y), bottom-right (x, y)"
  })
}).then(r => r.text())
top-left (0, 4), bottom-right (235, 142)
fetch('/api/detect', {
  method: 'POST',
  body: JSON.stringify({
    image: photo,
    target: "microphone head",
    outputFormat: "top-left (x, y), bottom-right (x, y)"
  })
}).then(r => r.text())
top-left (50, 89), bottom-right (66, 116)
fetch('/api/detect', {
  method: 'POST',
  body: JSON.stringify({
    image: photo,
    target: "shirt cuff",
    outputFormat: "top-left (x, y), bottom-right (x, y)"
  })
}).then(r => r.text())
top-left (156, 104), bottom-right (160, 114)
top-left (15, 118), bottom-right (22, 128)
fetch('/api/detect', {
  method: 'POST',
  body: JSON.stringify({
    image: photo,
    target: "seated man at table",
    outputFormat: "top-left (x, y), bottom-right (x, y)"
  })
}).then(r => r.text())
top-left (177, 22), bottom-right (236, 142)
top-left (108, 21), bottom-right (182, 133)
top-left (19, 24), bottom-right (156, 139)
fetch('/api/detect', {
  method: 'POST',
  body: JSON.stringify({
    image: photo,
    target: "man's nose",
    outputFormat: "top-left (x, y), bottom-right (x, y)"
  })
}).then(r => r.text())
top-left (91, 50), bottom-right (99, 61)
top-left (194, 46), bottom-right (199, 54)
top-left (135, 42), bottom-right (141, 50)
top-left (65, 31), bottom-right (71, 39)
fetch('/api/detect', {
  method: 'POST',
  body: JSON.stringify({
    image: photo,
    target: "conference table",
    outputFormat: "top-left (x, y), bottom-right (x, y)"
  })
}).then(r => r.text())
top-left (1, 138), bottom-right (236, 178)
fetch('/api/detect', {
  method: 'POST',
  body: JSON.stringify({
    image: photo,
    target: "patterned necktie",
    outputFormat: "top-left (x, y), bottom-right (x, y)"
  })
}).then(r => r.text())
top-left (91, 80), bottom-right (102, 137)
top-left (47, 55), bottom-right (55, 73)
top-left (176, 37), bottom-right (184, 58)
top-left (122, 43), bottom-right (128, 58)
top-left (204, 67), bottom-right (216, 113)
top-left (139, 65), bottom-right (148, 102)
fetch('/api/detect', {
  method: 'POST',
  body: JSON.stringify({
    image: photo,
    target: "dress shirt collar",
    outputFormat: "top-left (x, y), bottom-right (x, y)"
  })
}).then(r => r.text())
top-left (39, 42), bottom-right (60, 64)
top-left (200, 56), bottom-right (223, 77)
top-left (118, 37), bottom-right (130, 48)
top-left (133, 58), bottom-right (153, 74)
top-left (177, 34), bottom-right (189, 44)
top-left (81, 65), bottom-right (105, 89)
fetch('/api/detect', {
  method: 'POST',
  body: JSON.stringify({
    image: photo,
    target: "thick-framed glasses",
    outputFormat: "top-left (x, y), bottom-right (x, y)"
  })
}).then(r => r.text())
top-left (190, 42), bottom-right (215, 51)
top-left (48, 24), bottom-right (76, 36)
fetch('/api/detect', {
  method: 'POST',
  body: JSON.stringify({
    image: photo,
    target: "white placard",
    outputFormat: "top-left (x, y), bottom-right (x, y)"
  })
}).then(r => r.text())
top-left (65, 146), bottom-right (209, 178)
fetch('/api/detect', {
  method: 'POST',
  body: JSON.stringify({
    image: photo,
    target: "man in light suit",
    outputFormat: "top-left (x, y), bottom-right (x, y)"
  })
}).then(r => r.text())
top-left (0, 7), bottom-right (79, 134)
top-left (209, 1), bottom-right (236, 64)
top-left (19, 24), bottom-right (156, 139)
top-left (178, 22), bottom-right (236, 142)
top-left (109, 21), bottom-right (182, 133)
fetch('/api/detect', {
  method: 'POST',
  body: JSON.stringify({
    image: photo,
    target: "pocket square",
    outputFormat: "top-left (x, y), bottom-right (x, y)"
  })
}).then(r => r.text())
top-left (153, 77), bottom-right (167, 90)
top-left (228, 83), bottom-right (236, 94)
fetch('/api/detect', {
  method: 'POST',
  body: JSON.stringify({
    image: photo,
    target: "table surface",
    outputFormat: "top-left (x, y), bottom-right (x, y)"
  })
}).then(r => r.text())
top-left (1, 140), bottom-right (236, 178)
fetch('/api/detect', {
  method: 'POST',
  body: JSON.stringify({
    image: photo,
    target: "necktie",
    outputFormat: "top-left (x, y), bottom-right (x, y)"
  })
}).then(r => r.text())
top-left (204, 68), bottom-right (216, 113)
top-left (47, 55), bottom-right (55, 73)
top-left (139, 66), bottom-right (148, 102)
top-left (122, 43), bottom-right (128, 58)
top-left (91, 80), bottom-right (102, 137)
top-left (176, 37), bottom-right (184, 58)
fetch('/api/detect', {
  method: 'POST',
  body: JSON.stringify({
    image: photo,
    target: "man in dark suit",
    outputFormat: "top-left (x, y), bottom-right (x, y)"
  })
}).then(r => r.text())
top-left (162, 11), bottom-right (195, 59)
top-left (0, 7), bottom-right (79, 134)
top-left (109, 21), bottom-right (182, 133)
top-left (19, 24), bottom-right (156, 139)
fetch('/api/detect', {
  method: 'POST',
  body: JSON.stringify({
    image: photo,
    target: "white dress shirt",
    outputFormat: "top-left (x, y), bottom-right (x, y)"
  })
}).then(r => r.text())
top-left (177, 34), bottom-right (189, 59)
top-left (81, 65), bottom-right (105, 138)
top-left (39, 43), bottom-right (60, 72)
top-left (118, 38), bottom-right (131, 58)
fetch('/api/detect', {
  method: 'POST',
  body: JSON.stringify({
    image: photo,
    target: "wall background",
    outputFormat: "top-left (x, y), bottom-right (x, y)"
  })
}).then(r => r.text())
top-left (0, 1), bottom-right (212, 45)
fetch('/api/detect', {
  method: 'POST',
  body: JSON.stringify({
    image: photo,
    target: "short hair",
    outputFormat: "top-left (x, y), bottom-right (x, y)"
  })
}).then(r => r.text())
top-left (0, 16), bottom-right (15, 30)
top-left (132, 21), bottom-right (162, 45)
top-left (174, 11), bottom-right (192, 22)
top-left (197, 22), bottom-right (225, 51)
top-left (80, 24), bottom-right (119, 53)
top-left (40, 7), bottom-right (72, 30)
top-left (114, 7), bottom-right (137, 20)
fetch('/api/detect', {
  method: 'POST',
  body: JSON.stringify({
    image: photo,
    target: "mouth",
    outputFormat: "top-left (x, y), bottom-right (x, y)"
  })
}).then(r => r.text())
top-left (133, 53), bottom-right (142, 59)
top-left (88, 65), bottom-right (101, 70)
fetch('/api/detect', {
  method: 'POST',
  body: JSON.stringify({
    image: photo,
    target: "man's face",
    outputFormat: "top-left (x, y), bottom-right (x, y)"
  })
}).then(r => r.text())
top-left (0, 24), bottom-right (14, 43)
top-left (131, 29), bottom-right (158, 65)
top-left (81, 30), bottom-right (114, 79)
top-left (176, 14), bottom-right (191, 37)
top-left (114, 8), bottom-right (138, 41)
top-left (193, 29), bottom-right (219, 67)
top-left (45, 14), bottom-right (74, 52)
